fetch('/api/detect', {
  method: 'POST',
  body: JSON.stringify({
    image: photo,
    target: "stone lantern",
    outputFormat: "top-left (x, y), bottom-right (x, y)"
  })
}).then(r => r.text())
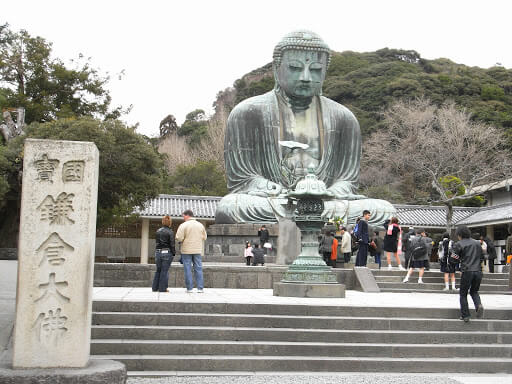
top-left (273, 170), bottom-right (345, 297)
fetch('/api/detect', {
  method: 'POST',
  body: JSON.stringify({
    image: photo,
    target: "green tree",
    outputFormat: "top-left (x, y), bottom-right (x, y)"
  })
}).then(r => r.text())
top-left (177, 109), bottom-right (208, 147)
top-left (166, 161), bottom-right (228, 196)
top-left (0, 117), bottom-right (165, 246)
top-left (0, 24), bottom-right (124, 124)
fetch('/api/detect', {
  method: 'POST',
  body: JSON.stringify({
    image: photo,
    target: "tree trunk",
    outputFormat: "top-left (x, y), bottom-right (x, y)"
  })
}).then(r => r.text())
top-left (445, 202), bottom-right (454, 237)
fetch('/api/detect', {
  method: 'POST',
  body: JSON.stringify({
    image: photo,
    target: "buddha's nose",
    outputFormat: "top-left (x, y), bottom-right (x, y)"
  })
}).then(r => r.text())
top-left (299, 67), bottom-right (312, 82)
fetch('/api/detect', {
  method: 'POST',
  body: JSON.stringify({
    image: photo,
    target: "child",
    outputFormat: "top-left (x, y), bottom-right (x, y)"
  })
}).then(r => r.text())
top-left (252, 243), bottom-right (265, 266)
top-left (244, 241), bottom-right (253, 266)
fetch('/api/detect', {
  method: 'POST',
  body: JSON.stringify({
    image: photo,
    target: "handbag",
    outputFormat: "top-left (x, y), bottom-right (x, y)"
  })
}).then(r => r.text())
top-left (263, 242), bottom-right (272, 249)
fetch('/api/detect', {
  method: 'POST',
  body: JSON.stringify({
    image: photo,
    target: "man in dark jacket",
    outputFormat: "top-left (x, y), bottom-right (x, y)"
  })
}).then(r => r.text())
top-left (258, 225), bottom-right (270, 254)
top-left (402, 227), bottom-right (415, 269)
top-left (452, 226), bottom-right (484, 322)
top-left (355, 210), bottom-right (371, 267)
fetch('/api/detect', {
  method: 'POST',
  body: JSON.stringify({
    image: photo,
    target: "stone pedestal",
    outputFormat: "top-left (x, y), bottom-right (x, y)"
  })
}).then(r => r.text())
top-left (13, 140), bottom-right (100, 368)
top-left (273, 282), bottom-right (345, 298)
top-left (0, 359), bottom-right (126, 384)
top-left (275, 218), bottom-right (301, 265)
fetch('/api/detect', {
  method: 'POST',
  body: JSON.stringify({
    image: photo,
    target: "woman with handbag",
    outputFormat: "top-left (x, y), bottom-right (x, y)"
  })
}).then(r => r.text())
top-left (383, 217), bottom-right (405, 270)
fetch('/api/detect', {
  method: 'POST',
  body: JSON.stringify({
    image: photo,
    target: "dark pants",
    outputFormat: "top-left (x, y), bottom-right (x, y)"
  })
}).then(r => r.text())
top-left (343, 252), bottom-right (351, 263)
top-left (329, 259), bottom-right (337, 268)
top-left (374, 252), bottom-right (381, 267)
top-left (322, 252), bottom-right (331, 265)
top-left (404, 252), bottom-right (411, 269)
top-left (356, 243), bottom-right (368, 266)
top-left (489, 259), bottom-right (495, 273)
top-left (152, 249), bottom-right (173, 292)
top-left (459, 271), bottom-right (483, 319)
top-left (246, 256), bottom-right (252, 266)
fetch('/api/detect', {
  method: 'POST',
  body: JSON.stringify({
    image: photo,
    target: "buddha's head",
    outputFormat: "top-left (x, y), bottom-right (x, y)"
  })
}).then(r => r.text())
top-left (273, 30), bottom-right (331, 103)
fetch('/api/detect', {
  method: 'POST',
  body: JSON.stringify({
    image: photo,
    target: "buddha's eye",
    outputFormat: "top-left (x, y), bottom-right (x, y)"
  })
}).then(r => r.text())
top-left (310, 62), bottom-right (323, 71)
top-left (288, 61), bottom-right (303, 70)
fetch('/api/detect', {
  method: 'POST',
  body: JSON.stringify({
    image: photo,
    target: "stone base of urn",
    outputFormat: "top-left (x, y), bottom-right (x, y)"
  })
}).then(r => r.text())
top-left (273, 281), bottom-right (345, 298)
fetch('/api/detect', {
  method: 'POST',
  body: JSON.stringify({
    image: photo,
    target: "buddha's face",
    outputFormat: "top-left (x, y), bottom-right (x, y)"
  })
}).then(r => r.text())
top-left (276, 49), bottom-right (327, 99)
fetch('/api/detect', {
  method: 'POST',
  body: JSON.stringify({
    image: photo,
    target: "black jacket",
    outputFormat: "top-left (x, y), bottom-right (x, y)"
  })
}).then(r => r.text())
top-left (155, 226), bottom-right (176, 255)
top-left (452, 238), bottom-right (482, 272)
top-left (484, 237), bottom-right (497, 259)
top-left (258, 228), bottom-right (270, 243)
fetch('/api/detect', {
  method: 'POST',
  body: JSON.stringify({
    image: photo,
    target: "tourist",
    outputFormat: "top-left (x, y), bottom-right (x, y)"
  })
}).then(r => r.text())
top-left (424, 231), bottom-right (434, 271)
top-left (371, 231), bottom-right (383, 268)
top-left (506, 226), bottom-right (512, 264)
top-left (252, 243), bottom-right (265, 266)
top-left (330, 232), bottom-right (339, 268)
top-left (244, 241), bottom-right (253, 266)
top-left (481, 235), bottom-right (497, 273)
top-left (258, 225), bottom-right (270, 254)
top-left (152, 215), bottom-right (175, 293)
top-left (384, 217), bottom-right (405, 270)
top-left (451, 225), bottom-right (484, 322)
top-left (439, 232), bottom-right (456, 291)
top-left (402, 228), bottom-right (429, 284)
top-left (319, 231), bottom-right (334, 265)
top-left (175, 209), bottom-right (207, 293)
top-left (340, 226), bottom-right (352, 264)
top-left (355, 210), bottom-right (371, 267)
top-left (402, 227), bottom-right (415, 269)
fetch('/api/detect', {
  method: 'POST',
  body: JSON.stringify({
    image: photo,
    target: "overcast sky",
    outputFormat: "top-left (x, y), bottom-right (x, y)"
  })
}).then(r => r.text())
top-left (4, 0), bottom-right (511, 137)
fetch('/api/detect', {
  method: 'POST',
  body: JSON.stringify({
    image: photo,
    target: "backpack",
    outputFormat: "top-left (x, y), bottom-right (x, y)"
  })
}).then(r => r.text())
top-left (409, 236), bottom-right (427, 260)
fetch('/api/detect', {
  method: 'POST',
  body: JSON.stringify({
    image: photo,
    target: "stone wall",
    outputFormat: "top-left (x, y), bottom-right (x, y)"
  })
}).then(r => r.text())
top-left (93, 263), bottom-right (356, 290)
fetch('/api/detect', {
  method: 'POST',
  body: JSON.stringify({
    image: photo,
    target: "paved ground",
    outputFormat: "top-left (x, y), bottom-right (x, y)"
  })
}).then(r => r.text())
top-left (2, 260), bottom-right (512, 383)
top-left (126, 373), bottom-right (512, 384)
top-left (94, 285), bottom-right (512, 309)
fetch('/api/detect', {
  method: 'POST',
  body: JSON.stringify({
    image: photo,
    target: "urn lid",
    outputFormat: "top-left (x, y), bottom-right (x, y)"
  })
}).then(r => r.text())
top-left (287, 169), bottom-right (334, 199)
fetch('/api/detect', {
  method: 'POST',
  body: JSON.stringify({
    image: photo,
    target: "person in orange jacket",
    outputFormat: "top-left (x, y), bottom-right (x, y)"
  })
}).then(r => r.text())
top-left (330, 231), bottom-right (339, 268)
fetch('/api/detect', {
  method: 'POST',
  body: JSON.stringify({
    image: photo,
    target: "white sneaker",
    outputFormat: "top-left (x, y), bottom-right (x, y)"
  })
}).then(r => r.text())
top-left (398, 265), bottom-right (405, 271)
top-left (186, 290), bottom-right (193, 293)
top-left (443, 287), bottom-right (450, 291)
top-left (388, 265), bottom-right (392, 270)
top-left (197, 289), bottom-right (204, 293)
top-left (402, 277), bottom-right (409, 283)
top-left (418, 279), bottom-right (424, 284)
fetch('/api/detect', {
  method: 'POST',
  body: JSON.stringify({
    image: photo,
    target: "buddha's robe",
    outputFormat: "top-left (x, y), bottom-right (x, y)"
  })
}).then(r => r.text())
top-left (215, 90), bottom-right (395, 225)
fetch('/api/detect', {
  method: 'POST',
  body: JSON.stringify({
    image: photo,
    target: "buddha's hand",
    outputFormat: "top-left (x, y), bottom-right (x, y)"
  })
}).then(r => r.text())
top-left (248, 180), bottom-right (283, 197)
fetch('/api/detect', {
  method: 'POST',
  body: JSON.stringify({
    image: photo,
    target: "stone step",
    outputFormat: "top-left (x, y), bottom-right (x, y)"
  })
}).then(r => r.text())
top-left (374, 270), bottom-right (508, 278)
top-left (91, 325), bottom-right (512, 344)
top-left (92, 312), bottom-right (512, 332)
top-left (380, 288), bottom-right (512, 295)
top-left (375, 276), bottom-right (509, 284)
top-left (92, 355), bottom-right (512, 373)
top-left (377, 282), bottom-right (509, 292)
top-left (90, 340), bottom-right (512, 358)
top-left (92, 301), bottom-right (512, 319)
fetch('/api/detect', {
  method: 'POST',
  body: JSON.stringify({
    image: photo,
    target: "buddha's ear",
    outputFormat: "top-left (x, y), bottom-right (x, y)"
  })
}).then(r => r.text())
top-left (272, 63), bottom-right (281, 92)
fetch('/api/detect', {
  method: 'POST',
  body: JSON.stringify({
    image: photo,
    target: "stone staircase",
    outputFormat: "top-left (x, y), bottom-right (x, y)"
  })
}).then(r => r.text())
top-left (373, 270), bottom-right (511, 294)
top-left (91, 300), bottom-right (512, 375)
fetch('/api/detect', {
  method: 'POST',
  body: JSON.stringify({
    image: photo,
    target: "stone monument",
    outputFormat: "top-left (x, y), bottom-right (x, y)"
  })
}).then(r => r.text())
top-left (2, 139), bottom-right (126, 382)
top-left (216, 30), bottom-right (395, 227)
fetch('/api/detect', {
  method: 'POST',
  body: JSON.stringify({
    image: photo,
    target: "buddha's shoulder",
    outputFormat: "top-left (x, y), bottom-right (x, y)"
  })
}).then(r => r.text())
top-left (320, 96), bottom-right (357, 122)
top-left (230, 91), bottom-right (276, 116)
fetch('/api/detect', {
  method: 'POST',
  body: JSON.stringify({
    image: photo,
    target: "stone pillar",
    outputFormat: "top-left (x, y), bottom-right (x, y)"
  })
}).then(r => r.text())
top-left (13, 139), bottom-right (99, 368)
top-left (140, 218), bottom-right (149, 264)
top-left (276, 218), bottom-right (301, 265)
top-left (486, 225), bottom-right (494, 240)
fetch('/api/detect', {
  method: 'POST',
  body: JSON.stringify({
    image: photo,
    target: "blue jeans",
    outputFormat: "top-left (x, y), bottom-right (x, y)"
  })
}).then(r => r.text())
top-left (181, 254), bottom-right (204, 291)
top-left (152, 249), bottom-right (173, 292)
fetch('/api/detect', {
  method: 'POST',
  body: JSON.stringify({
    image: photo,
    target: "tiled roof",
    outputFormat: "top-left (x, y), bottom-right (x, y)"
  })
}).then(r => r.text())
top-left (135, 195), bottom-right (512, 228)
top-left (136, 194), bottom-right (221, 219)
top-left (457, 203), bottom-right (512, 226)
top-left (394, 204), bottom-right (478, 228)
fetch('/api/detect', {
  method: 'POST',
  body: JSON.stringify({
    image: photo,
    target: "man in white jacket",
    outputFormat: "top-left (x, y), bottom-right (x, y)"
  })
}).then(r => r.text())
top-left (176, 209), bottom-right (207, 293)
top-left (340, 226), bottom-right (352, 264)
